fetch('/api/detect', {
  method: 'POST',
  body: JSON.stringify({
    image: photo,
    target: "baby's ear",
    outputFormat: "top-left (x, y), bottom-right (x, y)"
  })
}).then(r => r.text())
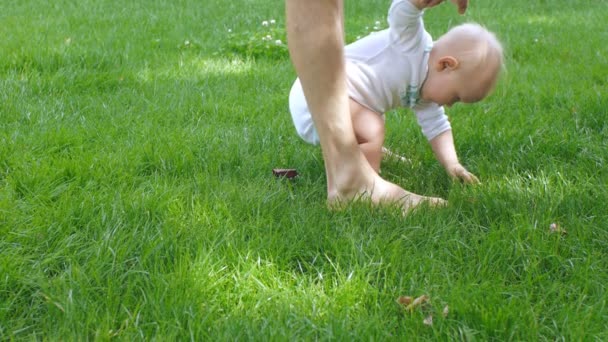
top-left (437, 56), bottom-right (459, 71)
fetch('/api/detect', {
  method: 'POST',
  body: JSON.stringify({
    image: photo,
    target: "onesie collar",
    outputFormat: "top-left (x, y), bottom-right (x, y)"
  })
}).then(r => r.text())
top-left (404, 44), bottom-right (432, 108)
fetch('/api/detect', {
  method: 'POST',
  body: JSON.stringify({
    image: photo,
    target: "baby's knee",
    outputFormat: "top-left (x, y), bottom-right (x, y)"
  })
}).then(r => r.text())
top-left (368, 119), bottom-right (386, 141)
top-left (355, 116), bottom-right (385, 145)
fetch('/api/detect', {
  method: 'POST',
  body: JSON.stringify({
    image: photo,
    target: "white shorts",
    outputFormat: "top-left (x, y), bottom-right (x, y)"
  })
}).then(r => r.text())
top-left (288, 78), bottom-right (320, 145)
top-left (288, 78), bottom-right (385, 145)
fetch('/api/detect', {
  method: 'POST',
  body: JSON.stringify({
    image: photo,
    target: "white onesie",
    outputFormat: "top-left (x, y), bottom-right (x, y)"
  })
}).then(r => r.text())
top-left (288, 0), bottom-right (451, 145)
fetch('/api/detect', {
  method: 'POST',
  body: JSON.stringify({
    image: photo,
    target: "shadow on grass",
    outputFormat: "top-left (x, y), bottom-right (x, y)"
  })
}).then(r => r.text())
top-left (2, 4), bottom-right (608, 337)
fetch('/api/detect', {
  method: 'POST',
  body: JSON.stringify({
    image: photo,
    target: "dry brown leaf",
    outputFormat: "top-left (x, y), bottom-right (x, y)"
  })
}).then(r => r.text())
top-left (397, 296), bottom-right (413, 306)
top-left (405, 295), bottom-right (429, 311)
top-left (423, 315), bottom-right (433, 326)
top-left (549, 222), bottom-right (567, 235)
top-left (442, 305), bottom-right (449, 318)
top-left (272, 168), bottom-right (298, 179)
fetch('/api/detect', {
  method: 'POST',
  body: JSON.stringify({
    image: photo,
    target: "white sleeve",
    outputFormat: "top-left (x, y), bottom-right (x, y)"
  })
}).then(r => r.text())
top-left (387, 0), bottom-right (424, 48)
top-left (414, 102), bottom-right (451, 141)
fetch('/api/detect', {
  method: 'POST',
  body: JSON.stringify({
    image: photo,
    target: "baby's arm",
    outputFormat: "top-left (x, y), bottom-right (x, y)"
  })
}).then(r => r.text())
top-left (388, 0), bottom-right (466, 46)
top-left (387, 0), bottom-right (425, 38)
top-left (429, 130), bottom-right (479, 184)
top-left (414, 104), bottom-right (478, 183)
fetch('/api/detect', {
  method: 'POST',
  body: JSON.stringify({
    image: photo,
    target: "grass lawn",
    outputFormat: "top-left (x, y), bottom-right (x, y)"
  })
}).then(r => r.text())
top-left (1, 0), bottom-right (607, 339)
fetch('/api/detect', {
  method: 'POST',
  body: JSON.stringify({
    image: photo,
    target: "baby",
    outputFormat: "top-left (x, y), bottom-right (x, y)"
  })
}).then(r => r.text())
top-left (289, 0), bottom-right (503, 186)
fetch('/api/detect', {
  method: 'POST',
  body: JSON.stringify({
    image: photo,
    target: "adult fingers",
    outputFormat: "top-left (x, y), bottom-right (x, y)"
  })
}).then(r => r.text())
top-left (423, 0), bottom-right (445, 8)
top-left (456, 0), bottom-right (468, 14)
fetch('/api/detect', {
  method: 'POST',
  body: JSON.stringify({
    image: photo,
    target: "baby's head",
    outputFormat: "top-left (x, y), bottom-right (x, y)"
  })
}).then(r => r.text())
top-left (422, 23), bottom-right (504, 107)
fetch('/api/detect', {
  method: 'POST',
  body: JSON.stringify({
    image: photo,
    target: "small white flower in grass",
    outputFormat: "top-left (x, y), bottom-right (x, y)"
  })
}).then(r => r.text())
top-left (228, 28), bottom-right (232, 33)
top-left (356, 36), bottom-right (361, 40)
top-left (184, 40), bottom-right (190, 46)
top-left (270, 19), bottom-right (276, 25)
top-left (373, 26), bottom-right (379, 30)
top-left (375, 20), bottom-right (381, 26)
top-left (275, 39), bottom-right (282, 45)
top-left (262, 20), bottom-right (269, 27)
top-left (266, 35), bottom-right (272, 40)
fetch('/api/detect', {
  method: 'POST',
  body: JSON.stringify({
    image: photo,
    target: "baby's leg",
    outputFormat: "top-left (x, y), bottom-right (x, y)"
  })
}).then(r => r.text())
top-left (349, 99), bottom-right (384, 173)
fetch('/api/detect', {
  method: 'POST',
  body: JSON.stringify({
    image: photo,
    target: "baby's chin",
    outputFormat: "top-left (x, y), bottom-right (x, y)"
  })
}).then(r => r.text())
top-left (418, 91), bottom-right (432, 103)
top-left (419, 94), bottom-right (440, 105)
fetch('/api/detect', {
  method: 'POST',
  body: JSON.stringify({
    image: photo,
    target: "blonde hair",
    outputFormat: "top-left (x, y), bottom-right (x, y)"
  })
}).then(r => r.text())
top-left (439, 23), bottom-right (504, 73)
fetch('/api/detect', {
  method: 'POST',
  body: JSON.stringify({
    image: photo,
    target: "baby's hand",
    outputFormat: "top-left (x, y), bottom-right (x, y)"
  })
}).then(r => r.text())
top-left (446, 163), bottom-right (479, 184)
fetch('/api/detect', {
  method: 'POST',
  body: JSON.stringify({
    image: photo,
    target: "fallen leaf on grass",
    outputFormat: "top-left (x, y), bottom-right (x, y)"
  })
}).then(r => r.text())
top-left (396, 296), bottom-right (413, 306)
top-left (397, 294), bottom-right (448, 327)
top-left (396, 295), bottom-right (429, 311)
top-left (406, 295), bottom-right (429, 311)
top-left (549, 222), bottom-right (567, 235)
top-left (272, 168), bottom-right (298, 179)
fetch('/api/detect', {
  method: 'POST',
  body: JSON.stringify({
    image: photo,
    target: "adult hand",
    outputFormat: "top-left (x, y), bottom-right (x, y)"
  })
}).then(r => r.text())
top-left (419, 0), bottom-right (445, 8)
top-left (416, 0), bottom-right (468, 14)
top-left (449, 0), bottom-right (468, 15)
top-left (446, 163), bottom-right (479, 184)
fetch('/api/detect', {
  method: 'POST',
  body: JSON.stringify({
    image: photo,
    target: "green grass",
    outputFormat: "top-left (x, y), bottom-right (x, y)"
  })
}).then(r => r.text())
top-left (1, 0), bottom-right (607, 340)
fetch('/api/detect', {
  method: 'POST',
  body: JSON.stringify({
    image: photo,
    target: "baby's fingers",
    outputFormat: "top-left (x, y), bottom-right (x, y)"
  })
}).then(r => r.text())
top-left (450, 166), bottom-right (479, 184)
top-left (465, 172), bottom-right (480, 184)
top-left (459, 170), bottom-right (479, 184)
